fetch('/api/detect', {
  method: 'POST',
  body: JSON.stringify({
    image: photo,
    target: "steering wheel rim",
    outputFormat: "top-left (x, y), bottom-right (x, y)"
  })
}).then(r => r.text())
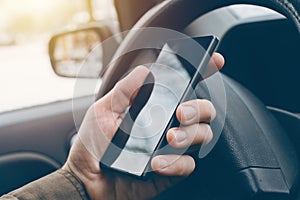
top-left (97, 0), bottom-right (300, 98)
top-left (96, 0), bottom-right (300, 199)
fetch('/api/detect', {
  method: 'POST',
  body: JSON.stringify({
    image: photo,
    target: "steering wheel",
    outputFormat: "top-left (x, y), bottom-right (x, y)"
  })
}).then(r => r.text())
top-left (97, 0), bottom-right (300, 199)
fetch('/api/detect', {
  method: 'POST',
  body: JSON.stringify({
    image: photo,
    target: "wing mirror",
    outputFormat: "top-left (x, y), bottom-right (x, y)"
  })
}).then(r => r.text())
top-left (49, 24), bottom-right (117, 78)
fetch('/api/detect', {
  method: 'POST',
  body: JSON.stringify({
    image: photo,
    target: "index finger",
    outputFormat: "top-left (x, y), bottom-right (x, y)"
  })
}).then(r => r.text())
top-left (202, 52), bottom-right (225, 79)
top-left (176, 99), bottom-right (216, 125)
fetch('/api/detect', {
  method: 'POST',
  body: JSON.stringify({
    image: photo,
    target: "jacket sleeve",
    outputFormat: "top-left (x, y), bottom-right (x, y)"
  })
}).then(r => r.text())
top-left (0, 169), bottom-right (90, 200)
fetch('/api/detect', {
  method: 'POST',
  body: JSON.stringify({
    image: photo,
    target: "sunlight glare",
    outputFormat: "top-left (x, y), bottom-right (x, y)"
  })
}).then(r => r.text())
top-left (4, 0), bottom-right (58, 14)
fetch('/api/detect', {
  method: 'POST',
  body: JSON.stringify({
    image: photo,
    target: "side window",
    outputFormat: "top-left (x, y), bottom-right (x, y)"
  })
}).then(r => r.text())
top-left (0, 0), bottom-right (116, 113)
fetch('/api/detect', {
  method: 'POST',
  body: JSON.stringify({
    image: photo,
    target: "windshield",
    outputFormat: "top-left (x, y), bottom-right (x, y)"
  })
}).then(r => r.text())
top-left (0, 0), bottom-right (117, 113)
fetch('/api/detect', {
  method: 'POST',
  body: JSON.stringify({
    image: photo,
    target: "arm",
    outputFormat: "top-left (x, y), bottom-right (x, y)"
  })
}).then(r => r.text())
top-left (1, 169), bottom-right (89, 200)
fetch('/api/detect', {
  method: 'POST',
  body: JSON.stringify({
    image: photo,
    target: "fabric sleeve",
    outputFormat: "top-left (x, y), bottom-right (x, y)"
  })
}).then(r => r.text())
top-left (0, 169), bottom-right (90, 200)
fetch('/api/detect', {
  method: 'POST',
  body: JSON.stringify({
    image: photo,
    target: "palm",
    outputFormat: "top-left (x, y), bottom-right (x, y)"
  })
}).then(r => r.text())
top-left (65, 53), bottom-right (224, 200)
top-left (68, 99), bottom-right (173, 200)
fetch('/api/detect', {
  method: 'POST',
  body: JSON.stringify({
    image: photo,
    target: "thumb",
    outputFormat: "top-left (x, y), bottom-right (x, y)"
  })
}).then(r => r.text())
top-left (105, 65), bottom-right (150, 113)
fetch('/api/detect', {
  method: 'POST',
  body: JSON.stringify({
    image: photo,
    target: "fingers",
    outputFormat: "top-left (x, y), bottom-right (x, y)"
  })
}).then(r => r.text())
top-left (151, 155), bottom-right (195, 176)
top-left (176, 99), bottom-right (216, 125)
top-left (202, 52), bottom-right (225, 79)
top-left (212, 52), bottom-right (225, 71)
top-left (152, 99), bottom-right (216, 177)
top-left (108, 66), bottom-right (150, 113)
top-left (167, 123), bottom-right (213, 148)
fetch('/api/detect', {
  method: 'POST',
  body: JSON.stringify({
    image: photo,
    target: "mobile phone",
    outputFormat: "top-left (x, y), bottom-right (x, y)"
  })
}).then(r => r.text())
top-left (100, 35), bottom-right (219, 178)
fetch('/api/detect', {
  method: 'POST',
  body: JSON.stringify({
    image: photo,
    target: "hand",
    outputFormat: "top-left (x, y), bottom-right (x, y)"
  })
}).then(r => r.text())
top-left (63, 53), bottom-right (225, 200)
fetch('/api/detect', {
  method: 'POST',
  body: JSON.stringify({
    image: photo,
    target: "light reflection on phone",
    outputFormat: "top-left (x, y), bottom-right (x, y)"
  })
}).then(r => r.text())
top-left (111, 45), bottom-right (191, 175)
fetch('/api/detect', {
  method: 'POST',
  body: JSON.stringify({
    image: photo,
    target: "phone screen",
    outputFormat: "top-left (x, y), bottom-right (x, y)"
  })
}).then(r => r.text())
top-left (101, 36), bottom-right (218, 177)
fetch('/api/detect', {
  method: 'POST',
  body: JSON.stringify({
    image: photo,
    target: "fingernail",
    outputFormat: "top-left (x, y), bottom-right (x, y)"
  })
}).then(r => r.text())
top-left (157, 158), bottom-right (168, 169)
top-left (181, 106), bottom-right (196, 121)
top-left (173, 130), bottom-right (187, 143)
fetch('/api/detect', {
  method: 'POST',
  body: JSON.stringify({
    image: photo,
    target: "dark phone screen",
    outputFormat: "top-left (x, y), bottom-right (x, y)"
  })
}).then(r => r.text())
top-left (101, 36), bottom-right (216, 176)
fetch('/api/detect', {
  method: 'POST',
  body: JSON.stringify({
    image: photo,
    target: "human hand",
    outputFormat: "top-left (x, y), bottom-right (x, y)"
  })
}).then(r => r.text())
top-left (63, 53), bottom-right (224, 200)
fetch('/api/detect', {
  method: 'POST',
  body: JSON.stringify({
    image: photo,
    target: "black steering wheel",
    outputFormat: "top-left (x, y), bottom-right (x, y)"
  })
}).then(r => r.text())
top-left (97, 0), bottom-right (300, 199)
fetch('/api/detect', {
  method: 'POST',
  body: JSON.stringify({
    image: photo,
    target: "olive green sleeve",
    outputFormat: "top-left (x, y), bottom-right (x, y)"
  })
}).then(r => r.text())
top-left (0, 169), bottom-right (90, 200)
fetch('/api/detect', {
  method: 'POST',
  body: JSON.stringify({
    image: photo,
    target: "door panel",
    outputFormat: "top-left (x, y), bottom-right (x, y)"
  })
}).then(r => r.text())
top-left (0, 96), bottom-right (92, 194)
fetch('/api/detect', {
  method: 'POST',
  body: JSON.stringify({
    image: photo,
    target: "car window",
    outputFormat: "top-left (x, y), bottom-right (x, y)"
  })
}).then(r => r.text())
top-left (0, 0), bottom-right (117, 113)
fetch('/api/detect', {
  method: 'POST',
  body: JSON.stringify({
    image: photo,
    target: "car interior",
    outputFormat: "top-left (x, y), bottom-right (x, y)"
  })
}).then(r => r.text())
top-left (0, 0), bottom-right (299, 199)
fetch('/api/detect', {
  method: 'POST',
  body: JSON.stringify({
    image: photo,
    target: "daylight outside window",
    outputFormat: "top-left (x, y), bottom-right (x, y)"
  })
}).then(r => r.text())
top-left (0, 0), bottom-right (117, 113)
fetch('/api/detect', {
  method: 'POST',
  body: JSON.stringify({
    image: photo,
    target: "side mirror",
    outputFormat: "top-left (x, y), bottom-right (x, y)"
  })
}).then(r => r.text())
top-left (49, 25), bottom-right (114, 78)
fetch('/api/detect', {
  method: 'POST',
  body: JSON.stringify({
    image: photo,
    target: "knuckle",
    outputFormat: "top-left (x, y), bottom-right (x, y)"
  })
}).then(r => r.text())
top-left (87, 103), bottom-right (100, 117)
top-left (114, 81), bottom-right (122, 90)
top-left (179, 157), bottom-right (195, 176)
top-left (202, 124), bottom-right (213, 143)
top-left (174, 161), bottom-right (186, 176)
top-left (198, 100), bottom-right (216, 121)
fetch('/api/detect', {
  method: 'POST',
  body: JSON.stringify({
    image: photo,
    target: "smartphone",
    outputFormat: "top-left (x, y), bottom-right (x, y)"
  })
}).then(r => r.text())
top-left (100, 35), bottom-right (219, 178)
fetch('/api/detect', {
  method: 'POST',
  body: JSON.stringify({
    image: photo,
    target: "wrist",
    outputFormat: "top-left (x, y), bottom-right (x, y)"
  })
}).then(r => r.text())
top-left (63, 162), bottom-right (113, 200)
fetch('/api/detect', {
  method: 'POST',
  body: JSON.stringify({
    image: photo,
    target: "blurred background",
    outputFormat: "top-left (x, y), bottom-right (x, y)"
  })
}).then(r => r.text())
top-left (0, 0), bottom-right (116, 113)
top-left (0, 0), bottom-right (116, 44)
